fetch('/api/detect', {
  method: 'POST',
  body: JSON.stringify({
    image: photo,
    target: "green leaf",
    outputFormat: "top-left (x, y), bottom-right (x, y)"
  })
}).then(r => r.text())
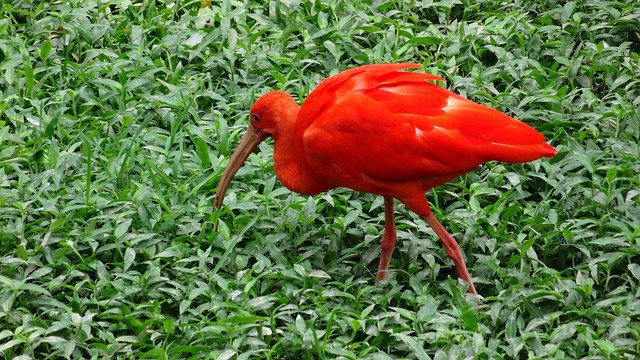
top-left (123, 247), bottom-right (135, 272)
top-left (460, 308), bottom-right (478, 331)
top-left (48, 138), bottom-right (59, 168)
top-left (194, 137), bottom-right (211, 169)
top-left (40, 39), bottom-right (52, 61)
top-left (395, 333), bottom-right (430, 360)
top-left (114, 219), bottom-right (132, 239)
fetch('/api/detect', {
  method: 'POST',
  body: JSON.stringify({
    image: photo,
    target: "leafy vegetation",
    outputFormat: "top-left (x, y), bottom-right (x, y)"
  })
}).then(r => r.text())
top-left (1, 0), bottom-right (639, 358)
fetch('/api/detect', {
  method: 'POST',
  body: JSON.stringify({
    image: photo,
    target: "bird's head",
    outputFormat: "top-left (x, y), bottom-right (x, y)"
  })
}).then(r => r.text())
top-left (214, 91), bottom-right (298, 209)
top-left (248, 90), bottom-right (298, 140)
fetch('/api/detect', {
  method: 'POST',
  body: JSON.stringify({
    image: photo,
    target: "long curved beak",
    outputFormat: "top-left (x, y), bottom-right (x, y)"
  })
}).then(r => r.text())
top-left (214, 126), bottom-right (267, 209)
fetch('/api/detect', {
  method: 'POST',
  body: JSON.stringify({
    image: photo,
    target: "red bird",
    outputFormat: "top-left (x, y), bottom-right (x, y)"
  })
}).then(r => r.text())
top-left (214, 63), bottom-right (557, 294)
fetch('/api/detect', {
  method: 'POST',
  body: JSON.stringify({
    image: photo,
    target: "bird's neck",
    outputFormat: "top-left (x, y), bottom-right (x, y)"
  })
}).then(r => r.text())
top-left (272, 102), bottom-right (331, 196)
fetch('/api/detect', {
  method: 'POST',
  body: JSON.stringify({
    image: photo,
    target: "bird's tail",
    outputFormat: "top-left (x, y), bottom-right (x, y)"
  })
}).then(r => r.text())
top-left (444, 96), bottom-right (557, 163)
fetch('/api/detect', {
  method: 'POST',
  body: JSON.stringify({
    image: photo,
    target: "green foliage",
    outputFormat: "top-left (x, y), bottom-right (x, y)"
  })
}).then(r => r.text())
top-left (0, 0), bottom-right (639, 358)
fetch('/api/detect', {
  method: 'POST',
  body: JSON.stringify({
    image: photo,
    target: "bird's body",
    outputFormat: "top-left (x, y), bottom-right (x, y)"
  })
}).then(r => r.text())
top-left (215, 63), bottom-right (557, 294)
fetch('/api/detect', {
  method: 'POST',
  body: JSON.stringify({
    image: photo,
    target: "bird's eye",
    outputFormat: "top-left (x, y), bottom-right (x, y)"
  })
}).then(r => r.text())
top-left (251, 113), bottom-right (260, 122)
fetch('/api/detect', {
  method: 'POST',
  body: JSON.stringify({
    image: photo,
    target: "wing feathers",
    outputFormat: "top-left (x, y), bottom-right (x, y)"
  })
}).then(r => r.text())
top-left (298, 64), bottom-right (556, 188)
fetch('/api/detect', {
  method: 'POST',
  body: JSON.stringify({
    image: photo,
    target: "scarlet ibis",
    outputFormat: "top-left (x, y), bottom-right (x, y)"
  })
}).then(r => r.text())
top-left (214, 63), bottom-right (556, 294)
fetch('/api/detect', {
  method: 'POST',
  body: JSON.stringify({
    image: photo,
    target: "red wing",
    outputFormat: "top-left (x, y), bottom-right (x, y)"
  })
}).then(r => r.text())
top-left (296, 63), bottom-right (438, 130)
top-left (298, 64), bottom-right (556, 186)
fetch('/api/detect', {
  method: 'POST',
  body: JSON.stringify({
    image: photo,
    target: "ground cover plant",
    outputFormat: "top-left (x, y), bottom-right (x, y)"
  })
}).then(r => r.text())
top-left (1, 0), bottom-right (639, 358)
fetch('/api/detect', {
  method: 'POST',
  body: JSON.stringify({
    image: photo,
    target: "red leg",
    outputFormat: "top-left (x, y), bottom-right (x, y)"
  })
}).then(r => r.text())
top-left (376, 196), bottom-right (397, 282)
top-left (424, 214), bottom-right (477, 294)
top-left (401, 195), bottom-right (477, 294)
